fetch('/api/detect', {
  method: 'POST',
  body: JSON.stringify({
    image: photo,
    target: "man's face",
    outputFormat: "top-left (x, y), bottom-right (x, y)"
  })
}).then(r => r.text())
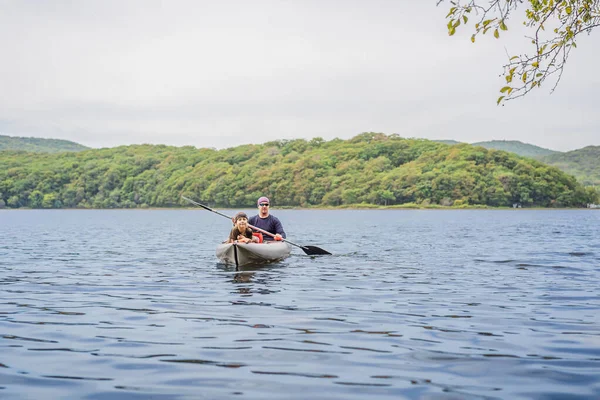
top-left (258, 202), bottom-right (269, 216)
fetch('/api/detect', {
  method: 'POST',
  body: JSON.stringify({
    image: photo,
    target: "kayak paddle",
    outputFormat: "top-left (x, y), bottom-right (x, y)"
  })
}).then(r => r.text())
top-left (182, 196), bottom-right (331, 256)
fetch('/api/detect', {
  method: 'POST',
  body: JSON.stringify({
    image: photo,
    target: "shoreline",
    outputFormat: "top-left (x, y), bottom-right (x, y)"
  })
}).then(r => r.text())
top-left (2, 206), bottom-right (598, 211)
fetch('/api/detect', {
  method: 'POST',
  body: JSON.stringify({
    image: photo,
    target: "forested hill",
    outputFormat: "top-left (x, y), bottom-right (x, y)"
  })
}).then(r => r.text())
top-left (471, 140), bottom-right (559, 158)
top-left (0, 133), bottom-right (597, 209)
top-left (433, 140), bottom-right (597, 185)
top-left (539, 146), bottom-right (600, 187)
top-left (0, 134), bottom-right (89, 153)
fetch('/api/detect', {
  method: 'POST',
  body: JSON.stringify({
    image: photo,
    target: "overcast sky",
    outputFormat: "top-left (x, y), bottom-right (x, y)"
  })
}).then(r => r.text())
top-left (1, 1), bottom-right (598, 151)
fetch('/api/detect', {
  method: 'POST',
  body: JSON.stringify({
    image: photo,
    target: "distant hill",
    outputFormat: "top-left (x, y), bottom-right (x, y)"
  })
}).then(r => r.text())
top-left (0, 134), bottom-right (89, 153)
top-left (435, 139), bottom-right (598, 186)
top-left (0, 133), bottom-right (597, 209)
top-left (539, 146), bottom-right (600, 186)
top-left (471, 140), bottom-right (559, 158)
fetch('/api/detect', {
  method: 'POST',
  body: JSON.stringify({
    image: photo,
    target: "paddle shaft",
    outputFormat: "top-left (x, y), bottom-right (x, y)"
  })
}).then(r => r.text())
top-left (181, 196), bottom-right (320, 253)
top-left (183, 196), bottom-right (274, 235)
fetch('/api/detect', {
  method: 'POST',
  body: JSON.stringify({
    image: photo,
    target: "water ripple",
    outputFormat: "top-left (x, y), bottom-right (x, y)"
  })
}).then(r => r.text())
top-left (1, 209), bottom-right (599, 399)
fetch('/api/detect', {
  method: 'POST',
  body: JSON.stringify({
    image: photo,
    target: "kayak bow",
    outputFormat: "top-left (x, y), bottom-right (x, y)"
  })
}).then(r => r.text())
top-left (216, 241), bottom-right (292, 267)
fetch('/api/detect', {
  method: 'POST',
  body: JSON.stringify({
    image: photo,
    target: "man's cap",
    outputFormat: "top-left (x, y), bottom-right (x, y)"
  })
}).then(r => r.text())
top-left (257, 196), bottom-right (270, 205)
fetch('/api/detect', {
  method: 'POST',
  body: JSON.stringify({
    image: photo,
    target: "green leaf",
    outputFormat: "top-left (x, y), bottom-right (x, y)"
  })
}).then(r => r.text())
top-left (463, 15), bottom-right (468, 24)
top-left (522, 72), bottom-right (527, 83)
top-left (494, 29), bottom-right (499, 39)
top-left (500, 86), bottom-right (511, 93)
top-left (500, 21), bottom-right (508, 31)
top-left (497, 96), bottom-right (505, 105)
top-left (471, 34), bottom-right (476, 43)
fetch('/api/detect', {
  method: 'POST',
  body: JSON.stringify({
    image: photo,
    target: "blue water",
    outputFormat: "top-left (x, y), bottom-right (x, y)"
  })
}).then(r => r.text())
top-left (1, 209), bottom-right (599, 399)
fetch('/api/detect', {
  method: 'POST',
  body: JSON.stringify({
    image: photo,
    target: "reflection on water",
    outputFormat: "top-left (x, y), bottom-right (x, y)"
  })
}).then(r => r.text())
top-left (218, 263), bottom-right (284, 295)
top-left (0, 209), bottom-right (599, 399)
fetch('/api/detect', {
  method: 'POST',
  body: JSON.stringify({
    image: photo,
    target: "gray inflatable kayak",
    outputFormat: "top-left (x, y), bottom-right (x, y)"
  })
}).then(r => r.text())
top-left (216, 241), bottom-right (292, 267)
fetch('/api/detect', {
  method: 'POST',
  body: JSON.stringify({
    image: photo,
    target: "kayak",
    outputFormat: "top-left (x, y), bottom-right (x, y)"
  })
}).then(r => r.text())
top-left (216, 241), bottom-right (292, 267)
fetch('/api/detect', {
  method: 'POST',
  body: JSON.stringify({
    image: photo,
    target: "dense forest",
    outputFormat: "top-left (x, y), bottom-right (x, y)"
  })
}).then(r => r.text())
top-left (0, 133), bottom-right (597, 209)
top-left (434, 140), bottom-right (462, 146)
top-left (0, 134), bottom-right (89, 153)
top-left (539, 146), bottom-right (600, 187)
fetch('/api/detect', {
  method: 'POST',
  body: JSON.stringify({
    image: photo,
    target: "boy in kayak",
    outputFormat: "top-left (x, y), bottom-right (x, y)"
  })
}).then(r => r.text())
top-left (249, 196), bottom-right (286, 242)
top-left (227, 212), bottom-right (259, 244)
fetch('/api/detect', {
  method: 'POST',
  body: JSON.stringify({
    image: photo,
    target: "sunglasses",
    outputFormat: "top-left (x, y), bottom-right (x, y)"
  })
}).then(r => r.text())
top-left (259, 203), bottom-right (270, 207)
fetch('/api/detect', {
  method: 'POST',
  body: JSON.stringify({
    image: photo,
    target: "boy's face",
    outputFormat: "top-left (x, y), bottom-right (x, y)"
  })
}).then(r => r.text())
top-left (236, 217), bottom-right (248, 229)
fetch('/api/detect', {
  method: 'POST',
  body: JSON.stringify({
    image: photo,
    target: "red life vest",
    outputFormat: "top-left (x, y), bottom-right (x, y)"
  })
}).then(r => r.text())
top-left (252, 232), bottom-right (263, 243)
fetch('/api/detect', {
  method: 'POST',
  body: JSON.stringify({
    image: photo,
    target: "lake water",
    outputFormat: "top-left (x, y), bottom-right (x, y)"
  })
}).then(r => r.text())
top-left (1, 209), bottom-right (599, 399)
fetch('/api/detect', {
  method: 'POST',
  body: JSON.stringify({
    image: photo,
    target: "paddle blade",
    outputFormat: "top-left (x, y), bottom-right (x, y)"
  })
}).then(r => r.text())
top-left (301, 245), bottom-right (331, 256)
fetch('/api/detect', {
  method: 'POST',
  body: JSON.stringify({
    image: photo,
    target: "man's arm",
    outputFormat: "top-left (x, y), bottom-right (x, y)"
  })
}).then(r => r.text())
top-left (272, 216), bottom-right (286, 239)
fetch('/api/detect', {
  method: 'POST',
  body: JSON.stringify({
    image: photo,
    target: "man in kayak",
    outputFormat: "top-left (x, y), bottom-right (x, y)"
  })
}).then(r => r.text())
top-left (227, 212), bottom-right (259, 244)
top-left (249, 196), bottom-right (286, 242)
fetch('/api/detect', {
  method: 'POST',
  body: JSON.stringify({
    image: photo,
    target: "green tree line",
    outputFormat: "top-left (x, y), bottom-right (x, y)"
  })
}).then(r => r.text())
top-left (0, 133), bottom-right (597, 209)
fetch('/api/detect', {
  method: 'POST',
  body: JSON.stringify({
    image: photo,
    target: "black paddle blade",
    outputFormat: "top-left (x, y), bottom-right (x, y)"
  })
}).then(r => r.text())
top-left (301, 245), bottom-right (331, 256)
